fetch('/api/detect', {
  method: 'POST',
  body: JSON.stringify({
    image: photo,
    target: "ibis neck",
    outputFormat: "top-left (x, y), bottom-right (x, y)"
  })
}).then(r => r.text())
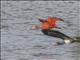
top-left (41, 29), bottom-right (50, 35)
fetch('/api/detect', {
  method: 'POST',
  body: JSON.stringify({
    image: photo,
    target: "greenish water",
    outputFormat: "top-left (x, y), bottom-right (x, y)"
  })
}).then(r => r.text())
top-left (75, 36), bottom-right (80, 42)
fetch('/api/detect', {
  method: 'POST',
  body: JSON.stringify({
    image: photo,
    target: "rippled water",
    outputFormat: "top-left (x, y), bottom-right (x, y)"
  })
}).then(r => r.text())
top-left (1, 1), bottom-right (80, 60)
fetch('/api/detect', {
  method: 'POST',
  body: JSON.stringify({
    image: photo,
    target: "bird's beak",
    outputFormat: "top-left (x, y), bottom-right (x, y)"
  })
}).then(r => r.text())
top-left (31, 25), bottom-right (42, 30)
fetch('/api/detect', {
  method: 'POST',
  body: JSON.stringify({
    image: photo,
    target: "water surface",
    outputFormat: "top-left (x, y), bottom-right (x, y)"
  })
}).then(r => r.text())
top-left (1, 1), bottom-right (80, 60)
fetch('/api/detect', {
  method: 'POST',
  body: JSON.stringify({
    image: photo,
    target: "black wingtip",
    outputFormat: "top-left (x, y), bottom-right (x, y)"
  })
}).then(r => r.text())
top-left (38, 18), bottom-right (47, 22)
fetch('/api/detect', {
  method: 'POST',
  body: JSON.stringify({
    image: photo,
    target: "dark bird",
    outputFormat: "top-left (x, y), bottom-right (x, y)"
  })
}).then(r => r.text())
top-left (32, 16), bottom-right (76, 45)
